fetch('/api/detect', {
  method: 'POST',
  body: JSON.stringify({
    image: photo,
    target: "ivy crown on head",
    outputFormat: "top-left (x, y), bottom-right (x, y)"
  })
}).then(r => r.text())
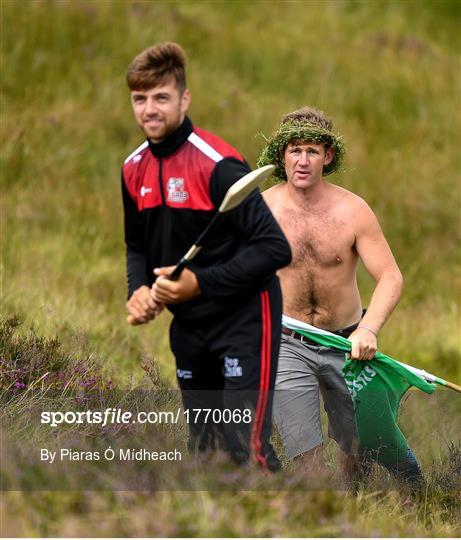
top-left (257, 120), bottom-right (346, 180)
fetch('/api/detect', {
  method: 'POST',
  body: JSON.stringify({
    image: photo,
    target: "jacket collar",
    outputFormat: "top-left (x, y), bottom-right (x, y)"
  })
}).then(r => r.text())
top-left (147, 116), bottom-right (193, 158)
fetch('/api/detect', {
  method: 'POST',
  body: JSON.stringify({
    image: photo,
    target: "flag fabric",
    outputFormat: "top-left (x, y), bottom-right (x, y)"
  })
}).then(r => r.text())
top-left (282, 316), bottom-right (436, 482)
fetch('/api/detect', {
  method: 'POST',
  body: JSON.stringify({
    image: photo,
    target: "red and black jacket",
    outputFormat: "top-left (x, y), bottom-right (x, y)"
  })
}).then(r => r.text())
top-left (121, 116), bottom-right (291, 321)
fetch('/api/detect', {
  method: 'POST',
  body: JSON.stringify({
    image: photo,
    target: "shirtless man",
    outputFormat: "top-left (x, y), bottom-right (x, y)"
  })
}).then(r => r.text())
top-left (259, 107), bottom-right (403, 480)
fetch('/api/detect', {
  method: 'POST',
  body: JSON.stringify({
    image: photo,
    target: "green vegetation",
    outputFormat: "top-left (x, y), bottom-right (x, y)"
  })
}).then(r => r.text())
top-left (257, 119), bottom-right (346, 178)
top-left (1, 0), bottom-right (460, 537)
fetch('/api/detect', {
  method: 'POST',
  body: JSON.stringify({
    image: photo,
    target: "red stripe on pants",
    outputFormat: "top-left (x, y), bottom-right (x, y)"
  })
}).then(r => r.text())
top-left (251, 291), bottom-right (271, 469)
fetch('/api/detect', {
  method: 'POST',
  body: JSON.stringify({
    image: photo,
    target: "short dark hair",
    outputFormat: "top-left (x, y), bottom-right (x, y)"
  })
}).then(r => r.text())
top-left (126, 42), bottom-right (187, 92)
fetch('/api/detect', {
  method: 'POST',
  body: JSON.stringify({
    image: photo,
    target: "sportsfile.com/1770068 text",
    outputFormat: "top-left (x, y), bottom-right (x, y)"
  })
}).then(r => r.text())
top-left (40, 408), bottom-right (253, 427)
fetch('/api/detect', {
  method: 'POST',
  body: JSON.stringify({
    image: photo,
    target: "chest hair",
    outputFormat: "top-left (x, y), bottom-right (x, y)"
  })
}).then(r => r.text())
top-left (278, 206), bottom-right (352, 269)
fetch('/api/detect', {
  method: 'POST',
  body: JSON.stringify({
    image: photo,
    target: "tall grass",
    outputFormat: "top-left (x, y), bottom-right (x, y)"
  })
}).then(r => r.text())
top-left (1, 316), bottom-right (460, 536)
top-left (1, 0), bottom-right (460, 536)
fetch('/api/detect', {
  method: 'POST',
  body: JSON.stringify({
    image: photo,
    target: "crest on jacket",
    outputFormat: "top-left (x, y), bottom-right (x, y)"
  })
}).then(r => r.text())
top-left (167, 177), bottom-right (189, 203)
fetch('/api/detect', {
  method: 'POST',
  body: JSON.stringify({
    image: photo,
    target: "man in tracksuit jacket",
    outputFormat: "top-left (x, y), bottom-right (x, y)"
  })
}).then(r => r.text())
top-left (122, 42), bottom-right (291, 470)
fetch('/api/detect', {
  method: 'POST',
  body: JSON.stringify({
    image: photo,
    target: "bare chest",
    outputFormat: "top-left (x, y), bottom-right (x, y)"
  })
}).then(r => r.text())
top-left (278, 207), bottom-right (355, 268)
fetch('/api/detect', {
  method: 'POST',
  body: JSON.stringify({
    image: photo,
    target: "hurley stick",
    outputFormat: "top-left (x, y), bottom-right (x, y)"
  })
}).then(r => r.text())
top-left (127, 165), bottom-right (275, 325)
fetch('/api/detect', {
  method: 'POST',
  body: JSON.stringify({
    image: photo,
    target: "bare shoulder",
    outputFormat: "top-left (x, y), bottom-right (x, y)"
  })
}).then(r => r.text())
top-left (327, 184), bottom-right (383, 238)
top-left (262, 183), bottom-right (287, 208)
top-left (329, 184), bottom-right (377, 222)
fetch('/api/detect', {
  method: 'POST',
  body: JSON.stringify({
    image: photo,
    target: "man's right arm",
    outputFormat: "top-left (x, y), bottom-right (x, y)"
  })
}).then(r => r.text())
top-left (121, 172), bottom-right (163, 324)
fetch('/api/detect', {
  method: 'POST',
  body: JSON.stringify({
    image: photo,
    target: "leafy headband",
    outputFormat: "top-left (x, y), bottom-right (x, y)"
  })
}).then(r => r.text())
top-left (257, 121), bottom-right (346, 180)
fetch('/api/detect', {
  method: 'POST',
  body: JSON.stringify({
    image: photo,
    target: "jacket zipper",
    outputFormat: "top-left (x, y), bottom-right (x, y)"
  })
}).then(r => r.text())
top-left (158, 158), bottom-right (166, 205)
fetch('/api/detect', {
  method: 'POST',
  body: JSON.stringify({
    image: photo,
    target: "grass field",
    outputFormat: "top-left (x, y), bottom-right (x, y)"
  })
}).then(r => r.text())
top-left (1, 0), bottom-right (460, 537)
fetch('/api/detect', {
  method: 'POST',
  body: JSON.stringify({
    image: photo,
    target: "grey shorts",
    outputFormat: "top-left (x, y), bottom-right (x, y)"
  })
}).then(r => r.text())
top-left (273, 334), bottom-right (359, 459)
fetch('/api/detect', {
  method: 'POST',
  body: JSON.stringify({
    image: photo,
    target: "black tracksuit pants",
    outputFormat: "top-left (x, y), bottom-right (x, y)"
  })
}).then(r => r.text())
top-left (170, 283), bottom-right (282, 471)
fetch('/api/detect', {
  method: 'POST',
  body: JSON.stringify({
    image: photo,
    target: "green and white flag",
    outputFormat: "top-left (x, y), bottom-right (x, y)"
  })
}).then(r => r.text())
top-left (282, 315), bottom-right (437, 477)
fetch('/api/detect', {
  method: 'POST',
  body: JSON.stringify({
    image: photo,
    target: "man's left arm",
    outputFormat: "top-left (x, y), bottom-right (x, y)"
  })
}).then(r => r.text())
top-left (349, 200), bottom-right (404, 360)
top-left (190, 158), bottom-right (292, 298)
top-left (152, 158), bottom-right (292, 304)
